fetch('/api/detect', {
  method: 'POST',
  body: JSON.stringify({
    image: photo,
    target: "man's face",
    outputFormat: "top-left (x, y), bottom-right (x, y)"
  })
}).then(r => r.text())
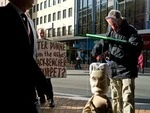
top-left (38, 29), bottom-right (45, 39)
top-left (105, 17), bottom-right (118, 32)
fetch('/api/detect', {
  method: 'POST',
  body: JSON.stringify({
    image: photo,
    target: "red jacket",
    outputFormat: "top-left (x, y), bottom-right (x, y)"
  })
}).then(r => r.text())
top-left (138, 53), bottom-right (144, 69)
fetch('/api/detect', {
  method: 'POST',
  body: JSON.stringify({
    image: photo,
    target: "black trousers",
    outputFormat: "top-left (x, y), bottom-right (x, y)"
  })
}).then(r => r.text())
top-left (75, 59), bottom-right (82, 69)
top-left (37, 78), bottom-right (54, 102)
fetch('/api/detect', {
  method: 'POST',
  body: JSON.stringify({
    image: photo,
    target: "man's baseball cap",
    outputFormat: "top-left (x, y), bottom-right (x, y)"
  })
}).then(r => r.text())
top-left (105, 9), bottom-right (122, 20)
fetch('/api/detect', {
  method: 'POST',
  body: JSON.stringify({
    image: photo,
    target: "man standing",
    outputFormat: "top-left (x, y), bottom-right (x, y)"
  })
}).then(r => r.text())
top-left (37, 27), bottom-right (55, 108)
top-left (0, 0), bottom-right (49, 113)
top-left (92, 9), bottom-right (143, 113)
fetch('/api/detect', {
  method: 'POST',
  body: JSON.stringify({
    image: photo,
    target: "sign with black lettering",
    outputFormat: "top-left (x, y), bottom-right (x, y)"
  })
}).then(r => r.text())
top-left (37, 39), bottom-right (67, 78)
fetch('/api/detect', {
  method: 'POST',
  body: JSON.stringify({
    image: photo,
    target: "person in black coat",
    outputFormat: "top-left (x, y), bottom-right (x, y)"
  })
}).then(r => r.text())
top-left (0, 0), bottom-right (49, 113)
top-left (92, 9), bottom-right (143, 113)
top-left (36, 28), bottom-right (55, 108)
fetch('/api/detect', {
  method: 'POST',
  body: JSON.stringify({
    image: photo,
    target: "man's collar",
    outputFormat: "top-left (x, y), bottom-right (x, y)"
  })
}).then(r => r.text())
top-left (9, 2), bottom-right (24, 15)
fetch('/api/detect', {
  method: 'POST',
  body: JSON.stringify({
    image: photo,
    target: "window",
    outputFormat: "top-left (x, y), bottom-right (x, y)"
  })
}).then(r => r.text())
top-left (33, 5), bottom-right (36, 12)
top-left (40, 16), bottom-right (43, 24)
top-left (62, 26), bottom-right (66, 36)
top-left (68, 8), bottom-right (72, 17)
top-left (68, 25), bottom-right (72, 35)
top-left (33, 18), bottom-right (36, 27)
top-left (63, 9), bottom-right (66, 18)
top-left (53, 13), bottom-right (56, 21)
top-left (1, 2), bottom-right (3, 6)
top-left (57, 11), bottom-right (61, 20)
top-left (37, 4), bottom-right (39, 11)
top-left (48, 0), bottom-right (51, 7)
top-left (44, 15), bottom-right (47, 23)
top-left (52, 28), bottom-right (55, 37)
top-left (48, 14), bottom-right (51, 22)
top-left (53, 0), bottom-right (56, 5)
top-left (40, 2), bottom-right (43, 10)
top-left (36, 18), bottom-right (39, 25)
top-left (48, 29), bottom-right (51, 37)
top-left (57, 27), bottom-right (61, 36)
top-left (58, 0), bottom-right (61, 4)
top-left (44, 0), bottom-right (47, 8)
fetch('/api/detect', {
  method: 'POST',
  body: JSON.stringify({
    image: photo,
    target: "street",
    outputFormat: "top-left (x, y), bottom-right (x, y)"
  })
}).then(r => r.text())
top-left (51, 72), bottom-right (150, 109)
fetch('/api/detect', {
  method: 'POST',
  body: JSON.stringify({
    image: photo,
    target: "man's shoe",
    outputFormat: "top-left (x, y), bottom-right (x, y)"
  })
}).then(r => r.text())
top-left (48, 99), bottom-right (55, 108)
top-left (49, 101), bottom-right (55, 108)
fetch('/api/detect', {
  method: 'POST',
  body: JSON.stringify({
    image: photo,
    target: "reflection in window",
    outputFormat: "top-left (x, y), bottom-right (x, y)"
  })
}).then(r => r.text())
top-left (88, 5), bottom-right (92, 13)
top-left (83, 0), bottom-right (87, 8)
top-left (96, 0), bottom-right (100, 2)
top-left (95, 4), bottom-right (100, 34)
top-left (135, 0), bottom-right (146, 29)
top-left (79, 0), bottom-right (82, 9)
top-left (82, 16), bottom-right (87, 25)
top-left (88, 14), bottom-right (92, 33)
top-left (126, 0), bottom-right (134, 25)
top-left (95, 4), bottom-right (100, 23)
top-left (88, 0), bottom-right (92, 5)
top-left (101, 1), bottom-right (107, 11)
top-left (118, 1), bottom-right (125, 17)
top-left (79, 18), bottom-right (82, 26)
top-left (82, 25), bottom-right (87, 34)
top-left (79, 25), bottom-right (82, 35)
top-left (100, 10), bottom-right (107, 33)
top-left (101, 0), bottom-right (107, 4)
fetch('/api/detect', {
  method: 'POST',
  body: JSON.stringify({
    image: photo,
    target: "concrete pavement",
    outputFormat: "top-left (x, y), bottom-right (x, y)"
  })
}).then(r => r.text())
top-left (40, 69), bottom-right (150, 113)
top-left (41, 96), bottom-right (150, 113)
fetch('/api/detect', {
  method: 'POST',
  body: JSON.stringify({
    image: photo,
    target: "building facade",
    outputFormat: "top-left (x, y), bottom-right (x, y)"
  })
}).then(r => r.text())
top-left (0, 0), bottom-right (9, 6)
top-left (1, 0), bottom-right (150, 67)
top-left (74, 0), bottom-right (150, 67)
top-left (32, 0), bottom-right (74, 41)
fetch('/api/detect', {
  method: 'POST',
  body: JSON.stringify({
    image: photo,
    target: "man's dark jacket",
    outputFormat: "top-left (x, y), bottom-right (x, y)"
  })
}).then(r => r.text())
top-left (92, 18), bottom-right (143, 79)
top-left (0, 3), bottom-right (49, 113)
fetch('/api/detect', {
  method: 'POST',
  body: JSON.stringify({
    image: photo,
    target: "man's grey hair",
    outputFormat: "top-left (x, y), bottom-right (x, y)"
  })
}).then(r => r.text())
top-left (107, 9), bottom-right (122, 19)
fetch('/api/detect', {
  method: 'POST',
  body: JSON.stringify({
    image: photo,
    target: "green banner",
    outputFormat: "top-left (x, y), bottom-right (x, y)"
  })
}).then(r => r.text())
top-left (86, 33), bottom-right (127, 43)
